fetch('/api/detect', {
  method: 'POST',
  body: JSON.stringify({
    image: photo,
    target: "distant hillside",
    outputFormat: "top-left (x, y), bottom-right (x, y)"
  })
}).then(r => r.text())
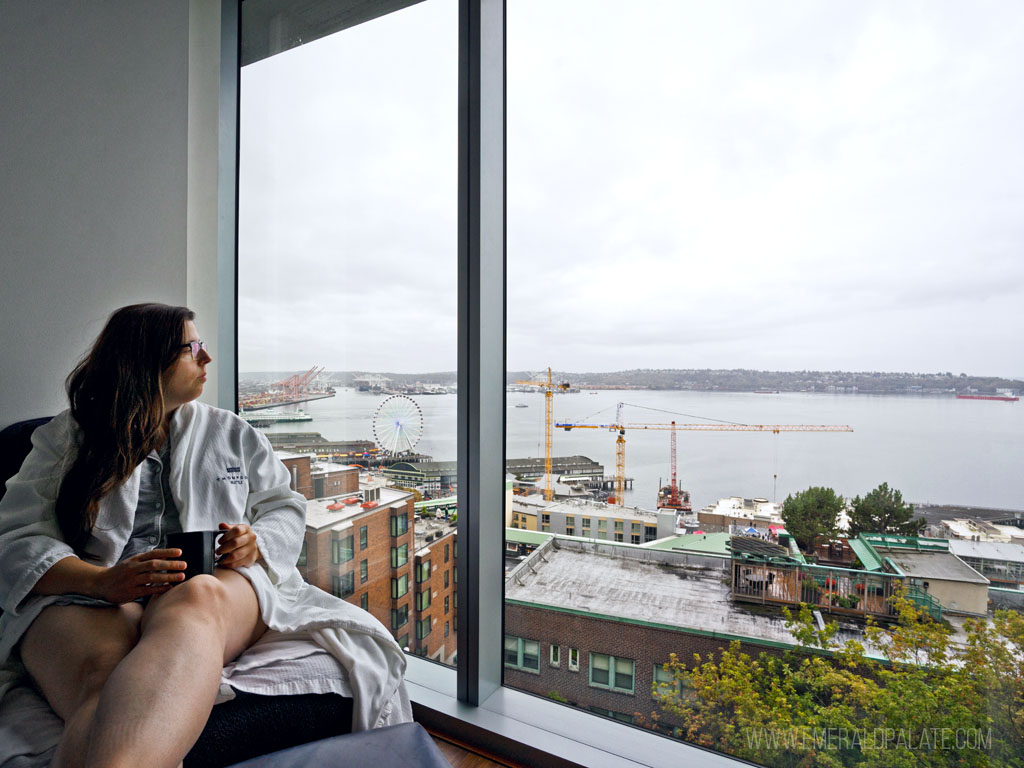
top-left (239, 369), bottom-right (1022, 395)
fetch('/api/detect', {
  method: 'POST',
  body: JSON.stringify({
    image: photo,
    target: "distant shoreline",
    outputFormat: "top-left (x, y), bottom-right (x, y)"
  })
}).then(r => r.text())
top-left (240, 368), bottom-right (1023, 398)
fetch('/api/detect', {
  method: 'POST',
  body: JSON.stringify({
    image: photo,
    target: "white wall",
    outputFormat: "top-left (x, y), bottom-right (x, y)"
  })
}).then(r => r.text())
top-left (0, 1), bottom-right (226, 429)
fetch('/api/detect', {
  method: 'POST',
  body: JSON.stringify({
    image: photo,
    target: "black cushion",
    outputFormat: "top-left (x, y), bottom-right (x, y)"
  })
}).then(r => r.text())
top-left (0, 417), bottom-right (53, 502)
top-left (185, 690), bottom-right (354, 768)
top-left (224, 722), bottom-right (450, 768)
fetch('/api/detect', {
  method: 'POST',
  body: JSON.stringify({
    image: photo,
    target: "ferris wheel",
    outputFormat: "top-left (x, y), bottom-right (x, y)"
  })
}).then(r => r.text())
top-left (372, 395), bottom-right (424, 455)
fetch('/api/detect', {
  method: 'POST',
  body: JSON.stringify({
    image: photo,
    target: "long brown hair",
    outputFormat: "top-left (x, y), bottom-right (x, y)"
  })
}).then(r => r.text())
top-left (55, 303), bottom-right (194, 552)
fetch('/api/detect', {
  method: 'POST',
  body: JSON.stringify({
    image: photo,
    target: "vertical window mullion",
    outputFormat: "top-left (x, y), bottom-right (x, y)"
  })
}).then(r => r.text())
top-left (456, 0), bottom-right (506, 706)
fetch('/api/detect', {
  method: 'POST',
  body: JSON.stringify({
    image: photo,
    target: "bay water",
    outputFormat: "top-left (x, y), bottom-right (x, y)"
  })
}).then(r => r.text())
top-left (262, 389), bottom-right (1023, 513)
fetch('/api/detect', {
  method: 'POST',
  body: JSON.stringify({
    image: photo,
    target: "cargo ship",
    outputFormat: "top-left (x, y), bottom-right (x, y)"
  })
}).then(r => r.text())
top-left (956, 394), bottom-right (1019, 402)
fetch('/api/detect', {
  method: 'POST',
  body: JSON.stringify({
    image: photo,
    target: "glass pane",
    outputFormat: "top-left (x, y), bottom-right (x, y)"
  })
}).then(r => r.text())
top-left (504, 0), bottom-right (1024, 763)
top-left (591, 654), bottom-right (610, 686)
top-left (504, 636), bottom-right (520, 666)
top-left (239, 0), bottom-right (458, 667)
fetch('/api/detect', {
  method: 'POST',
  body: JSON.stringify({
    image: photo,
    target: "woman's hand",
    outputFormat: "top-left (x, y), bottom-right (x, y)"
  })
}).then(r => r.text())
top-left (216, 522), bottom-right (260, 568)
top-left (89, 549), bottom-right (187, 603)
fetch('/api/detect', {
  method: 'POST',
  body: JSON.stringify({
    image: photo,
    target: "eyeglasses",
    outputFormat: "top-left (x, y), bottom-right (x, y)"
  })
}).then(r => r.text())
top-left (179, 340), bottom-right (207, 359)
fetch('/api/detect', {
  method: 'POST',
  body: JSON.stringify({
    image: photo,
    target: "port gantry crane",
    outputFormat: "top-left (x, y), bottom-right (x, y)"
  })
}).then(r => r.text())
top-left (557, 403), bottom-right (854, 506)
top-left (514, 368), bottom-right (570, 501)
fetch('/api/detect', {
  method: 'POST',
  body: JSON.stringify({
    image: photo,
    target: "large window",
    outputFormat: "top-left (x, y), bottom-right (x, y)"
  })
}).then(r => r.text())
top-left (238, 1), bottom-right (1024, 766)
top-left (501, 1), bottom-right (1024, 766)
top-left (239, 0), bottom-right (457, 670)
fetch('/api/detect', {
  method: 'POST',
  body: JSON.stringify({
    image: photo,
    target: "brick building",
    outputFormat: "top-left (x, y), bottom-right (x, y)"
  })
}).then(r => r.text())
top-left (278, 452), bottom-right (359, 501)
top-left (411, 517), bottom-right (458, 664)
top-left (296, 483), bottom-right (418, 649)
top-left (503, 538), bottom-right (842, 729)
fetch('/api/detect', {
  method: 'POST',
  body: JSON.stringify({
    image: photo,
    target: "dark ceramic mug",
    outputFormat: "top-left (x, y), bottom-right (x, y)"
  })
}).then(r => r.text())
top-left (166, 530), bottom-right (222, 581)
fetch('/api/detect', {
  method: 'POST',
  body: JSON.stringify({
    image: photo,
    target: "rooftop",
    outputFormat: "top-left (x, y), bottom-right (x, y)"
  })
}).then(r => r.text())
top-left (699, 496), bottom-right (782, 521)
top-left (305, 486), bottom-right (412, 533)
top-left (512, 495), bottom-right (662, 522)
top-left (947, 538), bottom-right (1024, 564)
top-left (642, 532), bottom-right (732, 557)
top-left (415, 517), bottom-right (456, 553)
top-left (505, 539), bottom-right (859, 648)
top-left (505, 528), bottom-right (553, 546)
top-left (882, 550), bottom-right (989, 584)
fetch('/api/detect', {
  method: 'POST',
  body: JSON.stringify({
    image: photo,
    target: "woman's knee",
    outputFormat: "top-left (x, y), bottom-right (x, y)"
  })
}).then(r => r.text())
top-left (141, 574), bottom-right (230, 633)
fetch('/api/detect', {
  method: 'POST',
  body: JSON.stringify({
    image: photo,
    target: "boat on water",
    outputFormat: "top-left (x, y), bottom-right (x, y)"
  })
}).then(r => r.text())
top-left (656, 484), bottom-right (692, 512)
top-left (956, 394), bottom-right (1019, 402)
top-left (240, 409), bottom-right (314, 427)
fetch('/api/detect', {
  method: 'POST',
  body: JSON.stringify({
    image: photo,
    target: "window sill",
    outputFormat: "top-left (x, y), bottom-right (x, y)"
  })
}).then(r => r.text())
top-left (404, 656), bottom-right (742, 768)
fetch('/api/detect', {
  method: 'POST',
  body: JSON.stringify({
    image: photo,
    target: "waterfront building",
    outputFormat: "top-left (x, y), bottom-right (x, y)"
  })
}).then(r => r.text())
top-left (946, 538), bottom-right (1024, 590)
top-left (384, 455), bottom-right (605, 496)
top-left (697, 496), bottom-right (782, 532)
top-left (505, 455), bottom-right (604, 483)
top-left (384, 460), bottom-right (458, 493)
top-left (939, 517), bottom-right (1024, 544)
top-left (267, 431), bottom-right (378, 461)
top-left (508, 495), bottom-right (676, 543)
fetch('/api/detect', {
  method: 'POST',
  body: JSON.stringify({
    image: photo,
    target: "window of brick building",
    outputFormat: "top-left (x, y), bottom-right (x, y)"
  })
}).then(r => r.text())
top-left (416, 560), bottom-right (431, 583)
top-left (332, 571), bottom-right (354, 599)
top-left (503, 636), bottom-right (540, 673)
top-left (332, 535), bottom-right (353, 564)
top-left (417, 588), bottom-right (431, 611)
top-left (568, 648), bottom-right (579, 672)
top-left (416, 618), bottom-right (432, 640)
top-left (590, 654), bottom-right (634, 694)
top-left (391, 512), bottom-right (408, 537)
top-left (549, 645), bottom-right (560, 667)
top-left (359, 525), bottom-right (368, 550)
top-left (391, 574), bottom-right (408, 599)
top-left (359, 559), bottom-right (368, 583)
top-left (391, 543), bottom-right (408, 568)
top-left (391, 604), bottom-right (408, 630)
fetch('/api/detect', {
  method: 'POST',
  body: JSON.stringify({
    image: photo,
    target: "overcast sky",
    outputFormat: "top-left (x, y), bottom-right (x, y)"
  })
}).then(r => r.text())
top-left (238, 0), bottom-right (1024, 378)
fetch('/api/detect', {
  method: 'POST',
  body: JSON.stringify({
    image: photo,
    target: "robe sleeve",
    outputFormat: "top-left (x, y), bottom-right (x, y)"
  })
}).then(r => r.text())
top-left (243, 429), bottom-right (307, 588)
top-left (0, 415), bottom-right (76, 615)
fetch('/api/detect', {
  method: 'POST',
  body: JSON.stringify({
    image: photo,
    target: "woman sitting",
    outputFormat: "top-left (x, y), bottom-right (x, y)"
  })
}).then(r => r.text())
top-left (0, 303), bottom-right (408, 768)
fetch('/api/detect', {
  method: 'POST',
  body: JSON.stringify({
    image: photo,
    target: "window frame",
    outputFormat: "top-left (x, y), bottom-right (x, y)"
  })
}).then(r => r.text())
top-left (589, 653), bottom-right (635, 695)
top-left (234, 1), bottom-right (742, 763)
top-left (392, 573), bottom-right (409, 599)
top-left (332, 535), bottom-right (354, 565)
top-left (503, 635), bottom-right (540, 674)
top-left (391, 543), bottom-right (409, 568)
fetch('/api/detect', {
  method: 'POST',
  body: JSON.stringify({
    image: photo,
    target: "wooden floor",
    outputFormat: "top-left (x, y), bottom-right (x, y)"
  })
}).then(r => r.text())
top-left (429, 733), bottom-right (519, 768)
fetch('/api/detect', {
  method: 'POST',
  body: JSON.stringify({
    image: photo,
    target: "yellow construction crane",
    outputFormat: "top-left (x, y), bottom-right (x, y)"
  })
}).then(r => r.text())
top-left (558, 403), bottom-right (853, 506)
top-left (514, 368), bottom-right (570, 500)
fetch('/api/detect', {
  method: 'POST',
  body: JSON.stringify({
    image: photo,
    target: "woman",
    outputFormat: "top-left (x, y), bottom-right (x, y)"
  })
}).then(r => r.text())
top-left (0, 304), bottom-right (408, 768)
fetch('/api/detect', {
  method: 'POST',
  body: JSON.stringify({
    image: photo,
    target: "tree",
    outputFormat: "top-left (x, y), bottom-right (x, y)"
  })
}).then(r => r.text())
top-left (651, 593), bottom-right (1020, 767)
top-left (781, 486), bottom-right (843, 553)
top-left (847, 482), bottom-right (925, 537)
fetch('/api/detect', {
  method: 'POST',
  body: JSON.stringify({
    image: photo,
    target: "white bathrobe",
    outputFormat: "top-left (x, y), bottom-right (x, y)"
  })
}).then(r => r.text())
top-left (0, 402), bottom-right (410, 733)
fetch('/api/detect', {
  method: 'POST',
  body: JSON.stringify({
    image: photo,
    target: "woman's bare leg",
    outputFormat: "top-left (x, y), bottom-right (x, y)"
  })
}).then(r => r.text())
top-left (20, 603), bottom-right (144, 768)
top-left (85, 568), bottom-right (266, 768)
